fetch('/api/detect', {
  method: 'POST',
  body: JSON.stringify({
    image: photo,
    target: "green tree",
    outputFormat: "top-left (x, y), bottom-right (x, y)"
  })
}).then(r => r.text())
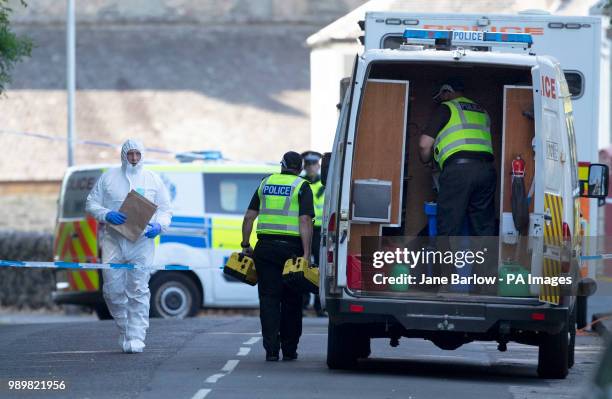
top-left (0, 0), bottom-right (31, 94)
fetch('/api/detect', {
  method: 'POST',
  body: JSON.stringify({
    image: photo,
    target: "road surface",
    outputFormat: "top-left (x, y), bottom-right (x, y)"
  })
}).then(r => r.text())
top-left (0, 317), bottom-right (604, 399)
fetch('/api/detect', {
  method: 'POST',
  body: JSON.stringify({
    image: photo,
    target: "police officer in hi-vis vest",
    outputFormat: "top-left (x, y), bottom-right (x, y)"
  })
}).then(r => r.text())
top-left (241, 151), bottom-right (314, 361)
top-left (419, 78), bottom-right (496, 236)
top-left (301, 151), bottom-right (326, 317)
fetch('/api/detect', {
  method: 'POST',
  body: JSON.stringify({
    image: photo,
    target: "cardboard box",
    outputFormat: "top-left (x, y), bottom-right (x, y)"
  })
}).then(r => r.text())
top-left (108, 190), bottom-right (157, 242)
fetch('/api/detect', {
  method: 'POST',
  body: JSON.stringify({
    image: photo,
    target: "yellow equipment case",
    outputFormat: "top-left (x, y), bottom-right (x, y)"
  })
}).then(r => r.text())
top-left (223, 252), bottom-right (257, 286)
top-left (282, 257), bottom-right (319, 294)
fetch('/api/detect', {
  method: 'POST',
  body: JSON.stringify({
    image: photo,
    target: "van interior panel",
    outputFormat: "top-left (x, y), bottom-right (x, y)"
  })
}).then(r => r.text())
top-left (501, 86), bottom-right (536, 215)
top-left (365, 62), bottom-right (533, 238)
top-left (500, 86), bottom-right (536, 266)
top-left (349, 79), bottom-right (408, 253)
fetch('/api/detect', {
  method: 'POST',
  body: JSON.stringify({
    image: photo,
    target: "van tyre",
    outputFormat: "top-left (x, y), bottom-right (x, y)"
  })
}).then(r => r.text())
top-left (576, 296), bottom-right (587, 329)
top-left (150, 272), bottom-right (201, 319)
top-left (568, 306), bottom-right (576, 369)
top-left (94, 304), bottom-right (112, 320)
top-left (537, 323), bottom-right (569, 379)
top-left (327, 322), bottom-right (370, 369)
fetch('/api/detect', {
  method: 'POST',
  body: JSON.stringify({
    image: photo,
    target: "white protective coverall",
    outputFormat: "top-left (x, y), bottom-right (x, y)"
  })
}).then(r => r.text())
top-left (86, 139), bottom-right (172, 353)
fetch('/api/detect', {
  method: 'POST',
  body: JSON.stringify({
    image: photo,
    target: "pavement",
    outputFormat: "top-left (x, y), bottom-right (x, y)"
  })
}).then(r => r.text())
top-left (0, 316), bottom-right (606, 399)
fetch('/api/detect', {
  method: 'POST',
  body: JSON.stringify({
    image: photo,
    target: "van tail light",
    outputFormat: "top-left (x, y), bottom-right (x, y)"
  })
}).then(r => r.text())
top-left (326, 212), bottom-right (337, 269)
top-left (349, 304), bottom-right (364, 313)
top-left (562, 222), bottom-right (571, 242)
top-left (347, 255), bottom-right (362, 290)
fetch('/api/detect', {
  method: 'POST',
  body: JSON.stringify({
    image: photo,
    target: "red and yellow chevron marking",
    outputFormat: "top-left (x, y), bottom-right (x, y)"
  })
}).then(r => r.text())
top-left (540, 193), bottom-right (563, 305)
top-left (54, 218), bottom-right (100, 292)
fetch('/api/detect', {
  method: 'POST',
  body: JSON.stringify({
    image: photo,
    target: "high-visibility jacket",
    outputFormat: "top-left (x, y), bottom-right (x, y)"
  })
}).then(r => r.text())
top-left (433, 96), bottom-right (493, 169)
top-left (256, 173), bottom-right (307, 236)
top-left (310, 179), bottom-right (325, 228)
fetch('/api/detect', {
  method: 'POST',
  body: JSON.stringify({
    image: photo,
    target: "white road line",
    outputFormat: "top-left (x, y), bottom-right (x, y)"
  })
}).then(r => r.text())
top-left (243, 337), bottom-right (262, 345)
top-left (222, 359), bottom-right (240, 373)
top-left (29, 350), bottom-right (119, 355)
top-left (205, 374), bottom-right (226, 384)
top-left (203, 332), bottom-right (262, 335)
top-left (191, 388), bottom-right (211, 399)
top-left (237, 347), bottom-right (251, 356)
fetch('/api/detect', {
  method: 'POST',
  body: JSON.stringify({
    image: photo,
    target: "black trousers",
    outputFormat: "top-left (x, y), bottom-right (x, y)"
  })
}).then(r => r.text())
top-left (254, 238), bottom-right (304, 355)
top-left (437, 161), bottom-right (496, 236)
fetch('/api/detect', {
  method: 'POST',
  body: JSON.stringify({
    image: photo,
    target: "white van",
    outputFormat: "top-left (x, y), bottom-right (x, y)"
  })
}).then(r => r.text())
top-left (53, 154), bottom-right (278, 319)
top-left (320, 28), bottom-right (609, 379)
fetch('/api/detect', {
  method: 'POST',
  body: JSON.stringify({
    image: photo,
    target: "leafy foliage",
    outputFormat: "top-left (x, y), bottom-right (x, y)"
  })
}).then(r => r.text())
top-left (0, 0), bottom-right (32, 93)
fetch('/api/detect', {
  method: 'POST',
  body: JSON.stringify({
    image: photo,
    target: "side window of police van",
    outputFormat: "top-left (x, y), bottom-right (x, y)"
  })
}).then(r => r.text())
top-left (203, 173), bottom-right (267, 215)
top-left (62, 169), bottom-right (103, 219)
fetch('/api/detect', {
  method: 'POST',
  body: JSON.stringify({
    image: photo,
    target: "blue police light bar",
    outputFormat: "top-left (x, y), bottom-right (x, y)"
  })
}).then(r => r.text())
top-left (176, 150), bottom-right (224, 163)
top-left (403, 29), bottom-right (533, 47)
top-left (403, 29), bottom-right (451, 40)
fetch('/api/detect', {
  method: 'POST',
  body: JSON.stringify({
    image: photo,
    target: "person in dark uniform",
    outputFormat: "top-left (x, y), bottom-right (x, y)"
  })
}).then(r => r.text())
top-left (418, 78), bottom-right (496, 236)
top-left (301, 150), bottom-right (326, 317)
top-left (240, 151), bottom-right (314, 361)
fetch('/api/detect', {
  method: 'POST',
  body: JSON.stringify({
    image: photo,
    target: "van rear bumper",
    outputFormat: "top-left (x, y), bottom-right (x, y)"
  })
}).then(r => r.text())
top-left (326, 296), bottom-right (569, 335)
top-left (52, 290), bottom-right (103, 307)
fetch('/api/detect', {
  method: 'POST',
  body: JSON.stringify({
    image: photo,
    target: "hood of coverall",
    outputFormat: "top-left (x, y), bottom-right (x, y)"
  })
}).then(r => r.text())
top-left (121, 139), bottom-right (145, 175)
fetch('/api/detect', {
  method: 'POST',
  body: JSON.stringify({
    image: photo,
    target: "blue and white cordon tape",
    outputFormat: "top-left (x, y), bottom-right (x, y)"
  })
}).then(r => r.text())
top-left (0, 260), bottom-right (191, 271)
top-left (2, 254), bottom-right (610, 271)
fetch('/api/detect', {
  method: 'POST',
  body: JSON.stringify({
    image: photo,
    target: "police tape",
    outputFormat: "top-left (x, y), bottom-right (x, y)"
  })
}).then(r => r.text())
top-left (0, 260), bottom-right (192, 271)
top-left (580, 254), bottom-right (612, 261)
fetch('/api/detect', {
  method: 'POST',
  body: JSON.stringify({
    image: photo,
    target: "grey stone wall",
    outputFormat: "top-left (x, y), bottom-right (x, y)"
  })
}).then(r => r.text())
top-left (9, 0), bottom-right (365, 25)
top-left (0, 230), bottom-right (56, 310)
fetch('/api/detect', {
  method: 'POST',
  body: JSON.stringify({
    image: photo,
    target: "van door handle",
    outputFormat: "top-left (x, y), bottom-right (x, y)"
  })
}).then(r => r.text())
top-left (340, 230), bottom-right (348, 244)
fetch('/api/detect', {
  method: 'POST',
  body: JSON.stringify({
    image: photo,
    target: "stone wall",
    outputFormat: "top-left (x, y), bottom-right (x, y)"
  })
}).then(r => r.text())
top-left (9, 0), bottom-right (365, 25)
top-left (0, 230), bottom-right (56, 310)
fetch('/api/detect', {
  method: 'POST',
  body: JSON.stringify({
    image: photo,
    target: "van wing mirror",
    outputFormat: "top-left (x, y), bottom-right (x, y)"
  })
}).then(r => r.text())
top-left (581, 163), bottom-right (609, 199)
top-left (321, 152), bottom-right (332, 187)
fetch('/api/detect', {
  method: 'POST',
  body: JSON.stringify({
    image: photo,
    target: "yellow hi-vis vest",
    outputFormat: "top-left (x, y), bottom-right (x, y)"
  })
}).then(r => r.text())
top-left (310, 179), bottom-right (324, 228)
top-left (256, 173), bottom-right (307, 236)
top-left (433, 96), bottom-right (493, 169)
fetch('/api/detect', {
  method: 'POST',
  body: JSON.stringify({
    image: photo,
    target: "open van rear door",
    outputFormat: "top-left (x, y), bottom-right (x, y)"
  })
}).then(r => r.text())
top-left (532, 58), bottom-right (565, 305)
top-left (337, 74), bottom-right (409, 288)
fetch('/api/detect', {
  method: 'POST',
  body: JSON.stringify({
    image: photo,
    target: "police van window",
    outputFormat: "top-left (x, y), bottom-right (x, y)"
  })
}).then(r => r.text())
top-left (382, 35), bottom-right (404, 49)
top-left (563, 71), bottom-right (583, 99)
top-left (204, 173), bottom-right (266, 214)
top-left (62, 169), bottom-right (103, 219)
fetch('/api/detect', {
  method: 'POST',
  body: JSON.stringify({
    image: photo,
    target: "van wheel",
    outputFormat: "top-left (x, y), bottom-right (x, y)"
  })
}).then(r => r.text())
top-left (537, 324), bottom-right (569, 379)
top-left (94, 304), bottom-right (112, 320)
top-left (568, 306), bottom-right (576, 369)
top-left (576, 296), bottom-right (587, 329)
top-left (327, 322), bottom-right (369, 369)
top-left (150, 272), bottom-right (201, 319)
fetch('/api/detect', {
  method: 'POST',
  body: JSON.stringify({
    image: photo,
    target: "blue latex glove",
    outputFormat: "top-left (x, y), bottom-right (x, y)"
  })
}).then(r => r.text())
top-left (145, 222), bottom-right (161, 239)
top-left (105, 211), bottom-right (126, 225)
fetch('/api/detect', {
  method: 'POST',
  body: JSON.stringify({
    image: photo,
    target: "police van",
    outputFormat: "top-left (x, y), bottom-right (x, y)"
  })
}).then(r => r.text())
top-left (52, 152), bottom-right (277, 319)
top-left (320, 27), bottom-right (609, 379)
top-left (356, 11), bottom-right (609, 328)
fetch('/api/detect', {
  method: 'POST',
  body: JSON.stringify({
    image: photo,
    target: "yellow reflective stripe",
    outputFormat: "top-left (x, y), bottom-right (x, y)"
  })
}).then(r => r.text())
top-left (212, 217), bottom-right (241, 249)
top-left (79, 220), bottom-right (96, 251)
top-left (71, 271), bottom-right (87, 291)
top-left (87, 270), bottom-right (100, 290)
top-left (55, 223), bottom-right (70, 259)
top-left (71, 232), bottom-right (87, 262)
